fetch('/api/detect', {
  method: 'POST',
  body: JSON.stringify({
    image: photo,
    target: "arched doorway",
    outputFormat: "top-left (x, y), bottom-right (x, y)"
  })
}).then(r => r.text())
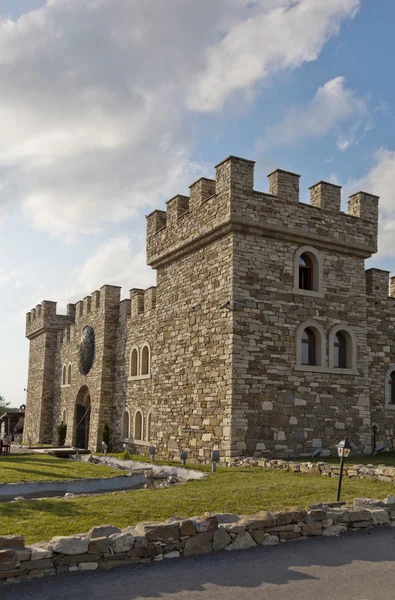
top-left (74, 386), bottom-right (91, 449)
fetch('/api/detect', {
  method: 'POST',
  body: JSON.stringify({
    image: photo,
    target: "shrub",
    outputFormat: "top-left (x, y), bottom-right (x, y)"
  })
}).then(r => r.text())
top-left (56, 423), bottom-right (67, 447)
top-left (120, 449), bottom-right (132, 461)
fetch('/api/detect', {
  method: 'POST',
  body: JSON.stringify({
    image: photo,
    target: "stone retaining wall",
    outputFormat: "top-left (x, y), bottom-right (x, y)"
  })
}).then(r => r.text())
top-left (1, 497), bottom-right (395, 586)
top-left (230, 457), bottom-right (395, 483)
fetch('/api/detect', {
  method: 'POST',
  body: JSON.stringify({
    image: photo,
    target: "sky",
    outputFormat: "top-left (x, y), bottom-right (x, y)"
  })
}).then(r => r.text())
top-left (0, 0), bottom-right (394, 407)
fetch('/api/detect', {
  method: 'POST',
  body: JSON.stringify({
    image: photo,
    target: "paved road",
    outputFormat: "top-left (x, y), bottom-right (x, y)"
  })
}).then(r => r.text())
top-left (3, 528), bottom-right (395, 600)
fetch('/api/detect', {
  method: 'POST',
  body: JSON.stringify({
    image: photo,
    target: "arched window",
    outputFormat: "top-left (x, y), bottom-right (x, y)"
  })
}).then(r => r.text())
top-left (62, 365), bottom-right (66, 386)
top-left (299, 254), bottom-right (313, 290)
top-left (130, 347), bottom-right (138, 377)
top-left (141, 344), bottom-right (150, 376)
top-left (296, 320), bottom-right (325, 369)
top-left (146, 411), bottom-right (152, 441)
top-left (294, 246), bottom-right (323, 297)
top-left (334, 332), bottom-right (347, 368)
top-left (67, 364), bottom-right (72, 385)
top-left (301, 328), bottom-right (316, 366)
top-left (328, 325), bottom-right (357, 371)
top-left (62, 409), bottom-right (67, 424)
top-left (390, 371), bottom-right (395, 405)
top-left (134, 410), bottom-right (143, 441)
top-left (122, 410), bottom-right (130, 439)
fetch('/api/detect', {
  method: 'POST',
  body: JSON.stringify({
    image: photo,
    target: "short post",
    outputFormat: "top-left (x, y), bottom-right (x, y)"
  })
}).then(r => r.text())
top-left (211, 449), bottom-right (220, 473)
top-left (372, 424), bottom-right (377, 454)
top-left (101, 441), bottom-right (108, 455)
top-left (180, 449), bottom-right (188, 467)
top-left (149, 445), bottom-right (156, 463)
top-left (335, 437), bottom-right (352, 502)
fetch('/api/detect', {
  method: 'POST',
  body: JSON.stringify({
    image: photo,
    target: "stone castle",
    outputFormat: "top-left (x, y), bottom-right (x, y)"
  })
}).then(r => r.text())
top-left (23, 155), bottom-right (395, 461)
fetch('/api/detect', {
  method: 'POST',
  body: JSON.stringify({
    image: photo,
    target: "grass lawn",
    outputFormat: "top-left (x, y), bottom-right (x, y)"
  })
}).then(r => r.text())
top-left (0, 455), bottom-right (121, 484)
top-left (1, 466), bottom-right (395, 544)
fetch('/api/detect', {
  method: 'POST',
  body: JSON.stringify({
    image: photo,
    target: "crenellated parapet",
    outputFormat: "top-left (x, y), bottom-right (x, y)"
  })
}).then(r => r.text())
top-left (27, 285), bottom-right (122, 343)
top-left (118, 286), bottom-right (157, 321)
top-left (146, 155), bottom-right (380, 269)
top-left (26, 301), bottom-right (74, 340)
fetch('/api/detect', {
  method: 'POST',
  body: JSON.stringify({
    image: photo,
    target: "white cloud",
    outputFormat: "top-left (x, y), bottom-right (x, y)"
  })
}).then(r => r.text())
top-left (350, 148), bottom-right (395, 259)
top-left (0, 268), bottom-right (25, 289)
top-left (256, 76), bottom-right (366, 149)
top-left (50, 237), bottom-right (156, 312)
top-left (187, 0), bottom-right (361, 112)
top-left (0, 0), bottom-right (361, 236)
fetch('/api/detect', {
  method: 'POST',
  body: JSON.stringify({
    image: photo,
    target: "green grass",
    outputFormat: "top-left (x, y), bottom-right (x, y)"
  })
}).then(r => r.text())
top-left (0, 455), bottom-right (121, 484)
top-left (1, 466), bottom-right (395, 544)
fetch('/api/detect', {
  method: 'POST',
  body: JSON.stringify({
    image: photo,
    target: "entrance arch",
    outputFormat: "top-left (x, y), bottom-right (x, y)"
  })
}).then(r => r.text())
top-left (74, 386), bottom-right (91, 449)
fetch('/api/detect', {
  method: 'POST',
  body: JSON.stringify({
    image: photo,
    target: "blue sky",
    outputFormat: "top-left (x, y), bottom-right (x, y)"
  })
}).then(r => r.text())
top-left (1, 0), bottom-right (394, 407)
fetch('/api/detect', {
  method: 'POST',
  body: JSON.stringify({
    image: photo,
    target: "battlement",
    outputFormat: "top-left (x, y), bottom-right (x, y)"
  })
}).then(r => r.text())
top-left (26, 285), bottom-right (122, 341)
top-left (119, 286), bottom-right (157, 321)
top-left (366, 268), bottom-right (395, 300)
top-left (146, 155), bottom-right (380, 268)
top-left (26, 300), bottom-right (74, 340)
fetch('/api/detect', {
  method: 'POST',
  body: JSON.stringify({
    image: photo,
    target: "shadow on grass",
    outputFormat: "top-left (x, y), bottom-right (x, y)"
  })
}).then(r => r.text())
top-left (0, 498), bottom-right (81, 518)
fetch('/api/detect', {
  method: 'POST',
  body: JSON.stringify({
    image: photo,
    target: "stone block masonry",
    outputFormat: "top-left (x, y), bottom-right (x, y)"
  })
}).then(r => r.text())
top-left (23, 153), bottom-right (394, 460)
top-left (230, 457), bottom-right (395, 485)
top-left (1, 498), bottom-right (395, 586)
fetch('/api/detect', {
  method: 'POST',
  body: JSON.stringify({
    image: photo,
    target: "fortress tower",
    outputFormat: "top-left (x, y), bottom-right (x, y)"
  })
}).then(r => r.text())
top-left (23, 155), bottom-right (395, 461)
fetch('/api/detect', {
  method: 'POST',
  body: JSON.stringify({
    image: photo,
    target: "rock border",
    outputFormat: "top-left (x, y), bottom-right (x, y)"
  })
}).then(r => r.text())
top-left (1, 497), bottom-right (395, 586)
top-left (230, 457), bottom-right (395, 483)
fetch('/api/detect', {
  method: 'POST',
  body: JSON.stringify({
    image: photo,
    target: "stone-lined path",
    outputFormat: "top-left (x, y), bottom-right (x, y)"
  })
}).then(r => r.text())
top-left (3, 527), bottom-right (395, 600)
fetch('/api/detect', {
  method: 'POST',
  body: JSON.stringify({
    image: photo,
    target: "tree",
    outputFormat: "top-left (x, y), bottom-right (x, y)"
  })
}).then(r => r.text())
top-left (0, 394), bottom-right (10, 417)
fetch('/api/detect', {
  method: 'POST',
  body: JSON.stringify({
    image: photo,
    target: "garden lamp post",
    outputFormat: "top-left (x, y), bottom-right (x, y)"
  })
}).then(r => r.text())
top-left (336, 437), bottom-right (352, 502)
top-left (149, 445), bottom-right (156, 463)
top-left (211, 449), bottom-right (220, 473)
top-left (180, 450), bottom-right (188, 467)
top-left (101, 441), bottom-right (108, 455)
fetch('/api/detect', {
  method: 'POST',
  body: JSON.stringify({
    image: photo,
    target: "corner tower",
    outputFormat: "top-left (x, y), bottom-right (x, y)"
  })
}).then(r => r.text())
top-left (24, 301), bottom-right (74, 444)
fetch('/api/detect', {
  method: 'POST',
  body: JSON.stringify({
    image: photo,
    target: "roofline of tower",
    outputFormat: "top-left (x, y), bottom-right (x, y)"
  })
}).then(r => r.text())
top-left (214, 155), bottom-right (256, 169)
top-left (267, 168), bottom-right (301, 178)
top-left (309, 181), bottom-right (342, 189)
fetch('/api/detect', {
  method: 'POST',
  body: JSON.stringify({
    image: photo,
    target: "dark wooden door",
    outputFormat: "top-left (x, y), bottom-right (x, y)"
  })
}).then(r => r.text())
top-left (75, 404), bottom-right (90, 449)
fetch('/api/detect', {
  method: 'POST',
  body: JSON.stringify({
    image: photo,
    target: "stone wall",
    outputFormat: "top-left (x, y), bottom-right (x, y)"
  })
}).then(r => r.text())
top-left (366, 272), bottom-right (395, 447)
top-left (111, 288), bottom-right (157, 452)
top-left (232, 233), bottom-right (371, 456)
top-left (1, 499), bottom-right (394, 586)
top-left (230, 457), bottom-right (395, 484)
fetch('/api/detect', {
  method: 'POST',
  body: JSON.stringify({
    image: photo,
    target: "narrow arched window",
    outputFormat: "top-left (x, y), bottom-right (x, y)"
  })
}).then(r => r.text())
top-left (141, 345), bottom-right (150, 376)
top-left (130, 348), bottom-right (138, 377)
top-left (301, 328), bottom-right (316, 366)
top-left (147, 412), bottom-right (152, 441)
top-left (122, 410), bottom-right (130, 439)
top-left (134, 410), bottom-right (143, 440)
top-left (334, 332), bottom-right (347, 368)
top-left (62, 366), bottom-right (66, 386)
top-left (67, 364), bottom-right (72, 384)
top-left (299, 254), bottom-right (313, 290)
top-left (62, 409), bottom-right (67, 424)
top-left (390, 371), bottom-right (395, 405)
